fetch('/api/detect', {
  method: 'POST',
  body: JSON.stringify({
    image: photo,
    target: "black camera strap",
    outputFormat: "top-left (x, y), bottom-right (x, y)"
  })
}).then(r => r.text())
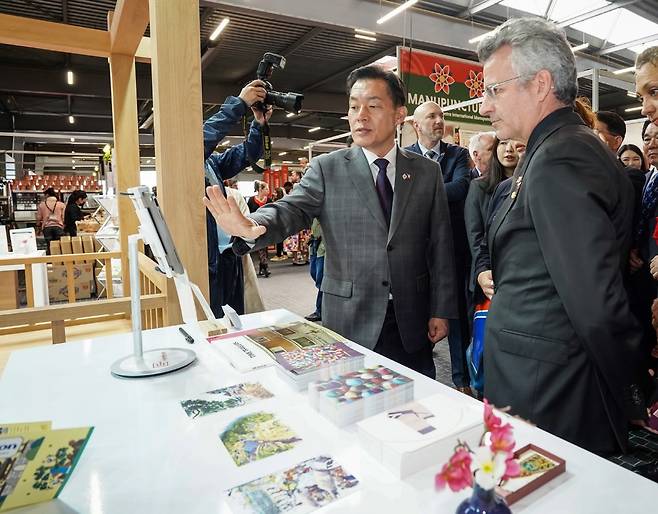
top-left (241, 114), bottom-right (270, 174)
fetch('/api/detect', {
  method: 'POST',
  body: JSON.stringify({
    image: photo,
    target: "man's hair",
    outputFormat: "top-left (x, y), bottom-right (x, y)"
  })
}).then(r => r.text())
top-left (468, 131), bottom-right (496, 159)
top-left (346, 65), bottom-right (406, 108)
top-left (636, 46), bottom-right (658, 69)
top-left (596, 110), bottom-right (626, 139)
top-left (642, 119), bottom-right (651, 139)
top-left (477, 17), bottom-right (577, 105)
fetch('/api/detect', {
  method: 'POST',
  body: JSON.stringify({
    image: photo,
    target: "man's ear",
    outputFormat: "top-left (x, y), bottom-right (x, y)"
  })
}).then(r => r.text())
top-left (398, 105), bottom-right (409, 126)
top-left (535, 69), bottom-right (554, 102)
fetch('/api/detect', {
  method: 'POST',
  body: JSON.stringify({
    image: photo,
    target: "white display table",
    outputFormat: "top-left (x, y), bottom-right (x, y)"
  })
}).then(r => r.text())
top-left (0, 309), bottom-right (655, 513)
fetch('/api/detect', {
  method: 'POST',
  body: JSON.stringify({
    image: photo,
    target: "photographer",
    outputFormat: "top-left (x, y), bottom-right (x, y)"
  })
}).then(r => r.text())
top-left (204, 79), bottom-right (272, 318)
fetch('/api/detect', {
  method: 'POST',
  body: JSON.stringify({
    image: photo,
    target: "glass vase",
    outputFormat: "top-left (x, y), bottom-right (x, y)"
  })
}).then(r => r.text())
top-left (455, 484), bottom-right (511, 514)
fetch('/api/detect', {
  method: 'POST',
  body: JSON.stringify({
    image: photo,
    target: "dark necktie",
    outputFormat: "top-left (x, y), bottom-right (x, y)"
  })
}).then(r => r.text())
top-left (374, 158), bottom-right (393, 226)
top-left (425, 149), bottom-right (439, 161)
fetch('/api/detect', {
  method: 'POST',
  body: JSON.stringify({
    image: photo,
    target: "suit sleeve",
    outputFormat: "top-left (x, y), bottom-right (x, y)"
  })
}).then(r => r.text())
top-left (444, 147), bottom-right (472, 203)
top-left (465, 182), bottom-right (485, 261)
top-left (247, 159), bottom-right (325, 250)
top-left (528, 149), bottom-right (639, 402)
top-left (428, 164), bottom-right (458, 319)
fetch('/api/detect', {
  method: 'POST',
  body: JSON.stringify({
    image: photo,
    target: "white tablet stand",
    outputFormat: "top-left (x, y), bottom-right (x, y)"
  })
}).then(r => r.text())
top-left (111, 186), bottom-right (216, 378)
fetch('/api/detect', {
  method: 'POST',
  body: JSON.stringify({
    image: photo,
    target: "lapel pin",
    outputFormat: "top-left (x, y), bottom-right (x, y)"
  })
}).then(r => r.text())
top-left (402, 173), bottom-right (411, 180)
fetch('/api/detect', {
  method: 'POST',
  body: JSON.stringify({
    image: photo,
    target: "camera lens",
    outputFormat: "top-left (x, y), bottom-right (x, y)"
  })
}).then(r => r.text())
top-left (265, 91), bottom-right (304, 114)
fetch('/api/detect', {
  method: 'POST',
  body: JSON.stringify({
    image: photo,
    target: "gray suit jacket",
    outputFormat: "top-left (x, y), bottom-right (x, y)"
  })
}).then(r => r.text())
top-left (248, 145), bottom-right (458, 352)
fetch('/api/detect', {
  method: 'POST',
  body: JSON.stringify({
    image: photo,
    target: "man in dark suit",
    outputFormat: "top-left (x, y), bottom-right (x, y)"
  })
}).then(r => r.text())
top-left (204, 66), bottom-right (458, 378)
top-left (477, 17), bottom-right (641, 454)
top-left (405, 101), bottom-right (473, 393)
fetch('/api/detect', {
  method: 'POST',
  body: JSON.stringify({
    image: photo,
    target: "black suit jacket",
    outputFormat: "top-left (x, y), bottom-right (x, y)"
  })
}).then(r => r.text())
top-left (405, 141), bottom-right (471, 262)
top-left (485, 107), bottom-right (640, 454)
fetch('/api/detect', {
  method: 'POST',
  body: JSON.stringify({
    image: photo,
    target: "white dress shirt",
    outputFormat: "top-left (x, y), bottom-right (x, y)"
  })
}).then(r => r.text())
top-left (361, 145), bottom-right (397, 191)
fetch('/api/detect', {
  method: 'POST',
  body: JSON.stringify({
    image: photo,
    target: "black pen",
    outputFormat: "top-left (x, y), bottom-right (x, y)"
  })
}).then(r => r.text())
top-left (178, 327), bottom-right (195, 344)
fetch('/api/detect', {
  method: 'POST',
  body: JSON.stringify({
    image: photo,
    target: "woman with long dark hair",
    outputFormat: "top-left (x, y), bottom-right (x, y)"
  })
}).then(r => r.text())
top-left (618, 143), bottom-right (648, 172)
top-left (64, 190), bottom-right (88, 236)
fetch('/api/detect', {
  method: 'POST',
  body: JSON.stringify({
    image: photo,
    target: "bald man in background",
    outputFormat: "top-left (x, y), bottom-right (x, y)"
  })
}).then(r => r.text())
top-left (405, 101), bottom-right (473, 394)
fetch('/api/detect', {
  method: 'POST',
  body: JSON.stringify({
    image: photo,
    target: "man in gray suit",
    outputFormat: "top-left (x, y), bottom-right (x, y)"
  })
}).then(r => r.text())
top-left (204, 65), bottom-right (457, 377)
top-left (477, 17), bottom-right (640, 454)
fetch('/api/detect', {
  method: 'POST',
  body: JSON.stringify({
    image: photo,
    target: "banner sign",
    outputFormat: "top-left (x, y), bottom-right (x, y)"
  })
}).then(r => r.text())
top-left (397, 47), bottom-right (489, 125)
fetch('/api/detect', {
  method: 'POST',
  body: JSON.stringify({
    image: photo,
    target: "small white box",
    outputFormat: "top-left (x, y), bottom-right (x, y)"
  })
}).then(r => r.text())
top-left (357, 393), bottom-right (483, 478)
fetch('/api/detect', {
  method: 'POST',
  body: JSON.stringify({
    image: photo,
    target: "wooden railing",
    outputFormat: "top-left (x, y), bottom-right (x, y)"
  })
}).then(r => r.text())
top-left (0, 251), bottom-right (121, 305)
top-left (0, 251), bottom-right (173, 343)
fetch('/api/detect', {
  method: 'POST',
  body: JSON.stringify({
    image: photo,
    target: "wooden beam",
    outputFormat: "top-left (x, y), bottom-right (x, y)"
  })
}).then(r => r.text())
top-left (0, 13), bottom-right (110, 58)
top-left (0, 294), bottom-right (166, 327)
top-left (108, 1), bottom-right (150, 56)
top-left (135, 37), bottom-right (151, 63)
top-left (108, 50), bottom-right (141, 296)
top-left (149, 0), bottom-right (209, 324)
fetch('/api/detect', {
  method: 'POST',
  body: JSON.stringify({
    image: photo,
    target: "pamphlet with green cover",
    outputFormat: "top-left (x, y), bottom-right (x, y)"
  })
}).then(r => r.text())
top-left (0, 422), bottom-right (93, 512)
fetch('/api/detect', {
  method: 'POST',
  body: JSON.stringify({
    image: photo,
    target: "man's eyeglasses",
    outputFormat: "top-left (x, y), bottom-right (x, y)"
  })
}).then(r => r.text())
top-left (483, 75), bottom-right (528, 99)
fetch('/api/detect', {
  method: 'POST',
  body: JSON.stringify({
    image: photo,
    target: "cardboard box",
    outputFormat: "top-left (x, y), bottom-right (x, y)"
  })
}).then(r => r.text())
top-left (47, 263), bottom-right (93, 302)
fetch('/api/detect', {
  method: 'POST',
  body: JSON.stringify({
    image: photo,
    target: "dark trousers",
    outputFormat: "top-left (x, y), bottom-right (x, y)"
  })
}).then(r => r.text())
top-left (374, 301), bottom-right (436, 379)
top-left (43, 226), bottom-right (63, 254)
top-left (209, 250), bottom-right (244, 318)
top-left (448, 260), bottom-right (471, 387)
top-left (276, 242), bottom-right (284, 257)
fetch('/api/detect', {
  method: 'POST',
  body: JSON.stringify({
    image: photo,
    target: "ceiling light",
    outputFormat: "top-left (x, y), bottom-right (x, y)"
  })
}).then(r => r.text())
top-left (469, 0), bottom-right (504, 15)
top-left (355, 28), bottom-right (376, 36)
top-left (70, 137), bottom-right (75, 142)
top-left (286, 112), bottom-right (296, 118)
top-left (72, 159), bottom-right (76, 164)
top-left (571, 43), bottom-right (589, 53)
top-left (282, 160), bottom-right (293, 164)
top-left (72, 165), bottom-right (76, 169)
top-left (71, 150), bottom-right (75, 154)
top-left (278, 152), bottom-right (287, 156)
top-left (68, 115), bottom-right (75, 124)
top-left (627, 91), bottom-right (638, 98)
top-left (625, 106), bottom-right (642, 112)
top-left (613, 66), bottom-right (635, 75)
top-left (308, 127), bottom-right (322, 133)
top-left (599, 35), bottom-right (658, 56)
top-left (94, 165), bottom-right (99, 172)
top-left (67, 70), bottom-right (74, 85)
top-left (340, 115), bottom-right (349, 120)
top-left (210, 17), bottom-right (230, 41)
top-left (147, 159), bottom-right (152, 164)
top-left (355, 34), bottom-right (376, 42)
top-left (376, 0), bottom-right (419, 25)
top-left (221, 140), bottom-right (230, 146)
top-left (469, 30), bottom-right (495, 45)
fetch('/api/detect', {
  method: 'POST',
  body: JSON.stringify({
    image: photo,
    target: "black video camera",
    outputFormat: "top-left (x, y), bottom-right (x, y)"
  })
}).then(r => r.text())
top-left (255, 53), bottom-right (303, 114)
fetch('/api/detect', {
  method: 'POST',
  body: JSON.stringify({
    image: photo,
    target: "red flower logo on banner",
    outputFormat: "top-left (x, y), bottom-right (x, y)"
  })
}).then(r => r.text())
top-left (465, 70), bottom-right (484, 98)
top-left (429, 63), bottom-right (455, 94)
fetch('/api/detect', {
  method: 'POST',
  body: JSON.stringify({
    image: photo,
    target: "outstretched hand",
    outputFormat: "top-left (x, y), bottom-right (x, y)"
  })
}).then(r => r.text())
top-left (203, 185), bottom-right (267, 240)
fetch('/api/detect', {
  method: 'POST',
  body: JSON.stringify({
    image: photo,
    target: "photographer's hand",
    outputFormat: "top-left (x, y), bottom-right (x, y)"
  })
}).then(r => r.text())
top-left (203, 185), bottom-right (267, 240)
top-left (252, 105), bottom-right (273, 126)
top-left (239, 80), bottom-right (267, 107)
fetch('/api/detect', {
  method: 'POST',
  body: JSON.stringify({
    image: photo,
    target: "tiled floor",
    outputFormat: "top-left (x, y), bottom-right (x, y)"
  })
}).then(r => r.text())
top-left (256, 256), bottom-right (658, 481)
top-left (256, 255), bottom-right (457, 389)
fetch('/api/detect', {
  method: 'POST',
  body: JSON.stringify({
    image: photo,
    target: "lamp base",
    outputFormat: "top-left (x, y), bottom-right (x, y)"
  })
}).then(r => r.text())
top-left (111, 348), bottom-right (196, 378)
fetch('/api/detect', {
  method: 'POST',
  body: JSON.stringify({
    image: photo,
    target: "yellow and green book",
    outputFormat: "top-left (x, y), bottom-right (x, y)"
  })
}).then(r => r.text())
top-left (0, 421), bottom-right (93, 511)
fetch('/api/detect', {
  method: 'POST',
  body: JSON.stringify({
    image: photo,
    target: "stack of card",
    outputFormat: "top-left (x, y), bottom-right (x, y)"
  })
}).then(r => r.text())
top-left (275, 341), bottom-right (365, 391)
top-left (308, 365), bottom-right (414, 427)
top-left (357, 393), bottom-right (483, 477)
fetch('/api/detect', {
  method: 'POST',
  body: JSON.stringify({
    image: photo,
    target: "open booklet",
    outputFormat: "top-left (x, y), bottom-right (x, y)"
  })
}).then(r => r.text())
top-left (207, 320), bottom-right (351, 372)
top-left (0, 421), bottom-right (93, 512)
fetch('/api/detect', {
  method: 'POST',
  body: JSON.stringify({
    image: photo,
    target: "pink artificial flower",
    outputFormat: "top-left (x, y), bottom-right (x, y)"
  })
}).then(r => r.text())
top-left (490, 423), bottom-right (516, 454)
top-left (503, 455), bottom-right (521, 480)
top-left (435, 447), bottom-right (473, 492)
top-left (483, 398), bottom-right (502, 432)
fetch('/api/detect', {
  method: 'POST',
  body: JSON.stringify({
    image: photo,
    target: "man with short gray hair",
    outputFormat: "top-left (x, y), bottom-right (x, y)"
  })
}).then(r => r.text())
top-left (468, 131), bottom-right (496, 178)
top-left (476, 17), bottom-right (640, 454)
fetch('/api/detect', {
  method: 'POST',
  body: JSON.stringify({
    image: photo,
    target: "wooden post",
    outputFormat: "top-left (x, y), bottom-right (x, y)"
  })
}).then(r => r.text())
top-left (148, 0), bottom-right (209, 324)
top-left (107, 5), bottom-right (147, 298)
